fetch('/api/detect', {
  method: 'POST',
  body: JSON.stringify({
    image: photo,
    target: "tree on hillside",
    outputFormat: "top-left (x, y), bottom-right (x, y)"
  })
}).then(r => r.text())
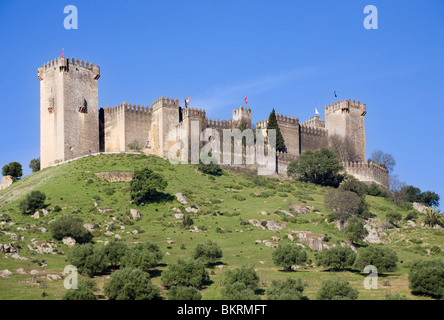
top-left (104, 267), bottom-right (160, 300)
top-left (409, 259), bottom-right (444, 299)
top-left (354, 245), bottom-right (398, 273)
top-left (324, 189), bottom-right (362, 222)
top-left (121, 241), bottom-right (164, 270)
top-left (267, 278), bottom-right (305, 300)
top-left (18, 191), bottom-right (46, 214)
top-left (49, 214), bottom-right (92, 243)
top-left (344, 217), bottom-right (368, 244)
top-left (272, 244), bottom-right (307, 271)
top-left (316, 279), bottom-right (358, 300)
top-left (368, 150), bottom-right (396, 172)
top-left (2, 161), bottom-right (23, 180)
top-left (267, 108), bottom-right (285, 152)
top-left (29, 158), bottom-right (41, 173)
top-left (400, 185), bottom-right (422, 203)
top-left (287, 148), bottom-right (344, 187)
top-left (161, 259), bottom-right (209, 289)
top-left (130, 168), bottom-right (167, 205)
top-left (420, 191), bottom-right (440, 207)
top-left (316, 246), bottom-right (357, 271)
top-left (388, 174), bottom-right (406, 204)
top-left (221, 266), bottom-right (261, 300)
top-left (63, 279), bottom-right (97, 300)
top-left (192, 241), bottom-right (223, 266)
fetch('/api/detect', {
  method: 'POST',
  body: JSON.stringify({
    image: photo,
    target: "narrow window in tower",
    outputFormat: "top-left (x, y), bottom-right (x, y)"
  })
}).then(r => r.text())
top-left (48, 97), bottom-right (55, 114)
top-left (78, 97), bottom-right (87, 113)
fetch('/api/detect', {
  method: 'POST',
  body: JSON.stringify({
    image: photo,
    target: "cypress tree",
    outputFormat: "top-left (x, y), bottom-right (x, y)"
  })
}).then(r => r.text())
top-left (267, 108), bottom-right (286, 152)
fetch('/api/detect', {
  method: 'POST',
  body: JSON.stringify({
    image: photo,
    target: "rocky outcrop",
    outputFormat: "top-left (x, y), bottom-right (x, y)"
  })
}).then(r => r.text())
top-left (413, 202), bottom-right (427, 213)
top-left (130, 209), bottom-right (141, 220)
top-left (0, 243), bottom-right (19, 253)
top-left (28, 239), bottom-right (58, 254)
top-left (94, 171), bottom-right (133, 182)
top-left (0, 176), bottom-right (13, 191)
top-left (288, 230), bottom-right (357, 253)
top-left (175, 193), bottom-right (188, 204)
top-left (248, 219), bottom-right (286, 231)
top-left (363, 219), bottom-right (387, 244)
top-left (62, 237), bottom-right (76, 248)
top-left (290, 204), bottom-right (315, 214)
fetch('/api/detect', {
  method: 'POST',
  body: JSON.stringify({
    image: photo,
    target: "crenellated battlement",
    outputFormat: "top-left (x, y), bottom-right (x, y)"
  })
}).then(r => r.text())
top-left (276, 151), bottom-right (299, 162)
top-left (233, 105), bottom-right (251, 116)
top-left (276, 113), bottom-right (299, 126)
top-left (255, 119), bottom-right (268, 129)
top-left (325, 99), bottom-right (366, 116)
top-left (104, 102), bottom-right (151, 115)
top-left (207, 118), bottom-right (232, 129)
top-left (342, 160), bottom-right (388, 188)
top-left (182, 107), bottom-right (206, 119)
top-left (151, 96), bottom-right (180, 111)
top-left (301, 116), bottom-right (325, 128)
top-left (300, 125), bottom-right (327, 136)
top-left (38, 57), bottom-right (100, 80)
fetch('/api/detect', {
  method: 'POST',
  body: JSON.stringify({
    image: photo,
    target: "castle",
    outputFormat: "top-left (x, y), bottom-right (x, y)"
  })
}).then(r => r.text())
top-left (38, 57), bottom-right (388, 187)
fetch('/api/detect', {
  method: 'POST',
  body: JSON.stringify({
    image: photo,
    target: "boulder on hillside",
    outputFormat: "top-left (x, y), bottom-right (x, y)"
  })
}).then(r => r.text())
top-left (290, 204), bottom-right (315, 214)
top-left (62, 237), bottom-right (76, 248)
top-left (130, 209), bottom-right (141, 220)
top-left (175, 193), bottom-right (188, 204)
top-left (413, 202), bottom-right (427, 213)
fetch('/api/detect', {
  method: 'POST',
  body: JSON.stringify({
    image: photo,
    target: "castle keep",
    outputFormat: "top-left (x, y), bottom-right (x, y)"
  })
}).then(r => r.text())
top-left (38, 57), bottom-right (388, 187)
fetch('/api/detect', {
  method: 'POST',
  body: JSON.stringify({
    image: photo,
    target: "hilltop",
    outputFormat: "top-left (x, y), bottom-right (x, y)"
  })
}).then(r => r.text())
top-left (0, 153), bottom-right (443, 300)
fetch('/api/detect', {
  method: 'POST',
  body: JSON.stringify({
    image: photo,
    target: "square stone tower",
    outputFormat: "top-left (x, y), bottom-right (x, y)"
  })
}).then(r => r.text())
top-left (38, 57), bottom-right (100, 169)
top-left (324, 99), bottom-right (366, 162)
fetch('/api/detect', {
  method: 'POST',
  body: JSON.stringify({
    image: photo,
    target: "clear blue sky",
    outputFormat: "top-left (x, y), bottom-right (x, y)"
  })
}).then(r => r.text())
top-left (0, 0), bottom-right (443, 207)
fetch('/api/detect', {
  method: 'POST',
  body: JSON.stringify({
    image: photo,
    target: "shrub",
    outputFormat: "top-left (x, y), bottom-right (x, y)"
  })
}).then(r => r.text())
top-left (221, 282), bottom-right (259, 300)
top-left (420, 191), bottom-right (440, 207)
top-left (167, 286), bottom-right (202, 300)
top-left (130, 168), bottom-right (167, 205)
top-left (324, 189), bottom-right (362, 222)
top-left (53, 205), bottom-right (62, 213)
top-left (287, 148), bottom-right (344, 187)
top-left (121, 241), bottom-right (163, 270)
top-left (344, 217), bottom-right (368, 244)
top-left (63, 279), bottom-right (97, 300)
top-left (103, 239), bottom-right (128, 267)
top-left (340, 176), bottom-right (368, 197)
top-left (408, 260), bottom-right (444, 299)
top-left (367, 183), bottom-right (387, 197)
top-left (181, 215), bottom-right (194, 228)
top-left (223, 266), bottom-right (260, 290)
top-left (49, 215), bottom-right (92, 243)
top-left (386, 211), bottom-right (402, 225)
top-left (272, 244), bottom-right (307, 271)
top-left (104, 267), bottom-right (160, 300)
top-left (405, 211), bottom-right (418, 221)
top-left (315, 246), bottom-right (357, 271)
top-left (354, 245), bottom-right (398, 273)
top-left (19, 191), bottom-right (46, 214)
top-left (162, 259), bottom-right (209, 289)
top-left (67, 244), bottom-right (108, 276)
top-left (29, 158), bottom-right (41, 173)
top-left (193, 241), bottom-right (223, 266)
top-left (267, 278), bottom-right (304, 300)
top-left (316, 279), bottom-right (358, 300)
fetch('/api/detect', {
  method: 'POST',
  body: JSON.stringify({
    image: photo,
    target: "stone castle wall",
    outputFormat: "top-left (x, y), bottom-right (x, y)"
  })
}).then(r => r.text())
top-left (38, 57), bottom-right (387, 187)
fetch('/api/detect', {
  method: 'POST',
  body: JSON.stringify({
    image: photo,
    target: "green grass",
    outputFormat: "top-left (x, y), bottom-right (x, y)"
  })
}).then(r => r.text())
top-left (0, 153), bottom-right (442, 300)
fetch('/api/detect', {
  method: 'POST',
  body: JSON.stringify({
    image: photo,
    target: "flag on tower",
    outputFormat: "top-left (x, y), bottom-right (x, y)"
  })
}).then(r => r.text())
top-left (315, 108), bottom-right (320, 115)
top-left (62, 48), bottom-right (64, 58)
top-left (185, 96), bottom-right (190, 108)
top-left (334, 90), bottom-right (337, 98)
top-left (245, 97), bottom-right (248, 104)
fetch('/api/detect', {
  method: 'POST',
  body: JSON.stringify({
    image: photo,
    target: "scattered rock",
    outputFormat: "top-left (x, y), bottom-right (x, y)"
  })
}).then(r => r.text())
top-left (413, 202), bottom-right (427, 213)
top-left (407, 220), bottom-right (416, 227)
top-left (174, 214), bottom-right (184, 219)
top-left (0, 269), bottom-right (12, 278)
top-left (167, 240), bottom-right (174, 244)
top-left (32, 211), bottom-right (40, 219)
top-left (189, 226), bottom-right (200, 233)
top-left (264, 241), bottom-right (278, 248)
top-left (172, 207), bottom-right (182, 213)
top-left (261, 211), bottom-right (268, 216)
top-left (83, 224), bottom-right (94, 233)
top-left (0, 243), bottom-right (19, 253)
top-left (114, 234), bottom-right (122, 240)
top-left (42, 209), bottom-right (49, 216)
top-left (15, 268), bottom-right (26, 275)
top-left (175, 193), bottom-right (188, 204)
top-left (30, 270), bottom-right (39, 275)
top-left (290, 204), bottom-right (315, 214)
top-left (47, 274), bottom-right (61, 281)
top-left (272, 236), bottom-right (281, 242)
top-left (258, 261), bottom-right (265, 264)
top-left (255, 240), bottom-right (262, 244)
top-left (264, 220), bottom-right (286, 232)
top-left (38, 227), bottom-right (47, 233)
top-left (10, 253), bottom-right (28, 260)
top-left (62, 237), bottom-right (76, 248)
top-left (104, 231), bottom-right (114, 237)
top-left (185, 207), bottom-right (199, 214)
top-left (131, 230), bottom-right (138, 235)
top-left (130, 209), bottom-right (141, 220)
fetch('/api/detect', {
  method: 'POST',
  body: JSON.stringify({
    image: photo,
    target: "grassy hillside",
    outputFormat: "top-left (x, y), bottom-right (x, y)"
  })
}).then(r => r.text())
top-left (0, 153), bottom-right (443, 300)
